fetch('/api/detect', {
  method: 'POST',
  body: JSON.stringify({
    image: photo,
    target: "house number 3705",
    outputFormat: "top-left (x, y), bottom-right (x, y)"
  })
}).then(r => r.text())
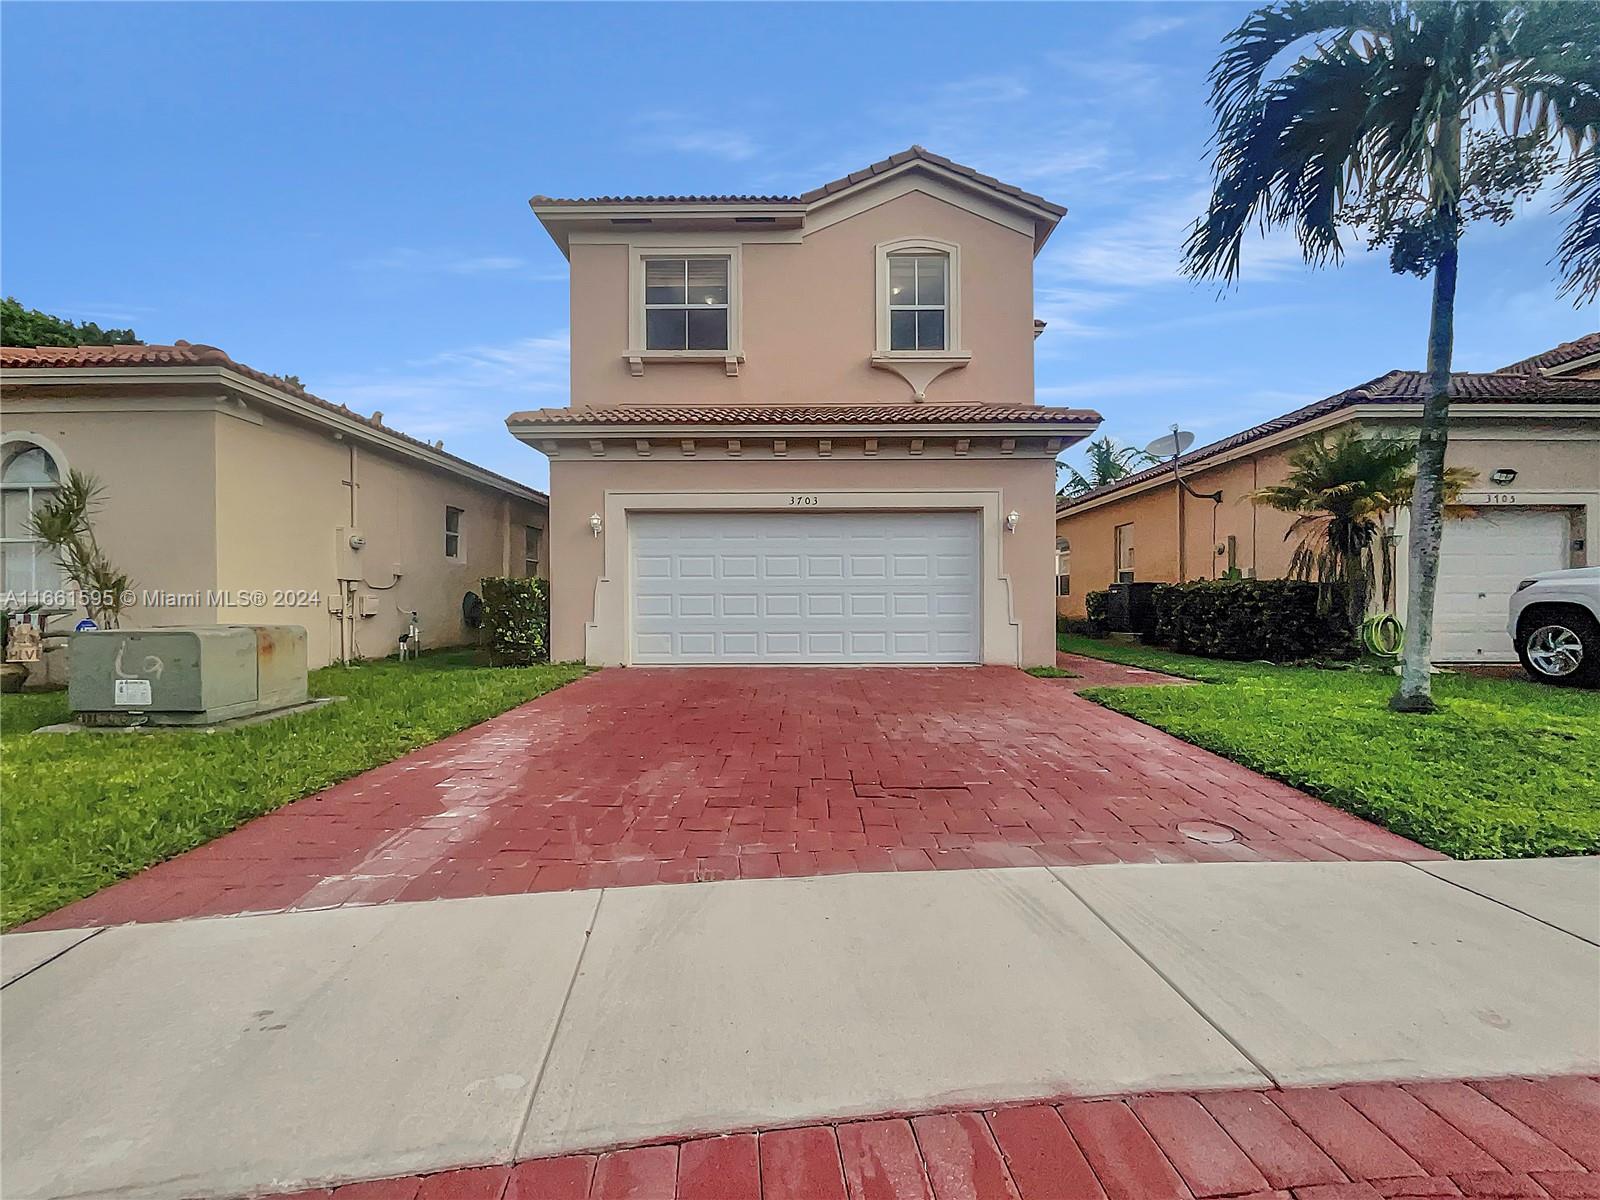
top-left (790, 494), bottom-right (820, 506)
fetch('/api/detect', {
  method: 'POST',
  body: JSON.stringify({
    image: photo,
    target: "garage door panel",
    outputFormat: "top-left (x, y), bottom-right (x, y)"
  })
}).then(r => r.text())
top-left (1432, 508), bottom-right (1569, 662)
top-left (806, 593), bottom-right (845, 616)
top-left (631, 511), bottom-right (981, 664)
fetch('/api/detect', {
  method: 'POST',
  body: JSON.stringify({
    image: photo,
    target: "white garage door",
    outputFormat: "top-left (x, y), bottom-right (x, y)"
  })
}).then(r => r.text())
top-left (1433, 508), bottom-right (1569, 662)
top-left (631, 510), bottom-right (981, 664)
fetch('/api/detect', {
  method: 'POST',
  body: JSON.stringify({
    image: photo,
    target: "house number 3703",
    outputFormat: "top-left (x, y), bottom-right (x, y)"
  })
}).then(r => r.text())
top-left (790, 494), bottom-right (820, 506)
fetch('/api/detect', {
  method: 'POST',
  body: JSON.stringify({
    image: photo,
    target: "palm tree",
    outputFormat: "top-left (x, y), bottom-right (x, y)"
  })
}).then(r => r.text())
top-left (1058, 436), bottom-right (1156, 498)
top-left (1250, 429), bottom-right (1474, 627)
top-left (1183, 1), bottom-right (1600, 712)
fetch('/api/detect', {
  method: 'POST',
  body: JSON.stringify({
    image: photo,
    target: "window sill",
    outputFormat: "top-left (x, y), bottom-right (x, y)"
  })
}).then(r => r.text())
top-left (870, 350), bottom-right (972, 364)
top-left (625, 352), bottom-right (745, 378)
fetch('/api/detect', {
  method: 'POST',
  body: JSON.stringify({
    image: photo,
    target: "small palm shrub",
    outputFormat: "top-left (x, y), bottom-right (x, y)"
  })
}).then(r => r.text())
top-left (480, 577), bottom-right (550, 665)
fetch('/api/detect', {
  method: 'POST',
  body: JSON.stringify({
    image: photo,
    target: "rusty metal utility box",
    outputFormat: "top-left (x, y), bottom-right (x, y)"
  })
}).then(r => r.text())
top-left (68, 626), bottom-right (308, 727)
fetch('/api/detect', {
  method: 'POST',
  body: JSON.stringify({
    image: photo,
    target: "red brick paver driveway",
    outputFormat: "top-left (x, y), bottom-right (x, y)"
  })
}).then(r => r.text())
top-left (269, 1075), bottom-right (1600, 1200)
top-left (27, 666), bottom-right (1434, 930)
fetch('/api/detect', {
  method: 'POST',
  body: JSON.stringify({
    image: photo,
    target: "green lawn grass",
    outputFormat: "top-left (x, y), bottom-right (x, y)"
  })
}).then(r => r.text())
top-left (1024, 665), bottom-right (1080, 679)
top-left (0, 651), bottom-right (586, 928)
top-left (1059, 635), bottom-right (1600, 860)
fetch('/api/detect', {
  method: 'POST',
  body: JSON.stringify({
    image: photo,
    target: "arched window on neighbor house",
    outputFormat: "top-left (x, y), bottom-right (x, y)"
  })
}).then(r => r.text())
top-left (1056, 536), bottom-right (1071, 597)
top-left (1, 440), bottom-right (66, 602)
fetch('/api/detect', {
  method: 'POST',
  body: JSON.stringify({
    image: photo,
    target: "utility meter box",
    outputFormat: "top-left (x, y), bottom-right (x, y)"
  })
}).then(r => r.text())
top-left (68, 626), bottom-right (308, 727)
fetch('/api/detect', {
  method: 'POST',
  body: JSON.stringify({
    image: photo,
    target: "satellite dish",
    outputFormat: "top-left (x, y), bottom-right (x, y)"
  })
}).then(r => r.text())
top-left (1144, 428), bottom-right (1195, 459)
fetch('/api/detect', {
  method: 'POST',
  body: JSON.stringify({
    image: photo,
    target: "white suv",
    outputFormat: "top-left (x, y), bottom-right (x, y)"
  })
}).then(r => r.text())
top-left (1509, 566), bottom-right (1600, 687)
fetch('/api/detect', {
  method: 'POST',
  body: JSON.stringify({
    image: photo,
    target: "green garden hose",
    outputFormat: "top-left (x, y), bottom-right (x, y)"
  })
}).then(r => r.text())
top-left (1361, 613), bottom-right (1404, 658)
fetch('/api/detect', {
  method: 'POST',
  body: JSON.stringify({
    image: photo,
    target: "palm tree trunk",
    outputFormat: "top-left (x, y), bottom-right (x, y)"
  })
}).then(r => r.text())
top-left (1392, 117), bottom-right (1462, 713)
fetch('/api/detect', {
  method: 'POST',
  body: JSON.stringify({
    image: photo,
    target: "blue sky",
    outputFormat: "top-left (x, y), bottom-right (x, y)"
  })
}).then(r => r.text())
top-left (4, 1), bottom-right (1593, 492)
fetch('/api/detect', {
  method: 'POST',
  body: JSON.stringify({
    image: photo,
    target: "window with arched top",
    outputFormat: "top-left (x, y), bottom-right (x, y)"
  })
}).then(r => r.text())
top-left (1055, 537), bottom-right (1071, 597)
top-left (874, 237), bottom-right (963, 356)
top-left (1, 440), bottom-right (66, 601)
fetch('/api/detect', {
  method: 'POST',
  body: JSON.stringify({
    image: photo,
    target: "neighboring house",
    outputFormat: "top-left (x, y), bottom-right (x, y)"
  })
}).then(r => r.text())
top-left (1055, 333), bottom-right (1600, 664)
top-left (508, 146), bottom-right (1099, 667)
top-left (1, 342), bottom-right (548, 670)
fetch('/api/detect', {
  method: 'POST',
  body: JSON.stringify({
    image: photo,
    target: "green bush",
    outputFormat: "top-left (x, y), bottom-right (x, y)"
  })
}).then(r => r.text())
top-left (480, 577), bottom-right (551, 665)
top-left (1056, 614), bottom-right (1099, 639)
top-left (1083, 590), bottom-right (1111, 638)
top-left (1150, 579), bottom-right (1356, 662)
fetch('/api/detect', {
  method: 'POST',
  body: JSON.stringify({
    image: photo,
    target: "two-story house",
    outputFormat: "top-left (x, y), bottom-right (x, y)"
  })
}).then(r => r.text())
top-left (508, 147), bottom-right (1100, 667)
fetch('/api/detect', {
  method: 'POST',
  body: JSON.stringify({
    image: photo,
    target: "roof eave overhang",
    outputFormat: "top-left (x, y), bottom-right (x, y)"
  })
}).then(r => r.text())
top-left (4, 366), bottom-right (548, 504)
top-left (530, 201), bottom-right (809, 256)
top-left (1055, 400), bottom-right (1599, 518)
top-left (803, 159), bottom-right (1065, 253)
top-left (507, 419), bottom-right (1100, 442)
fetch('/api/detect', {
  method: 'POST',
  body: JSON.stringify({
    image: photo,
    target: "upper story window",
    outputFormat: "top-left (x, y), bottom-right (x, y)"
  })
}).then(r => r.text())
top-left (444, 506), bottom-right (463, 559)
top-left (872, 238), bottom-right (964, 371)
top-left (1, 439), bottom-right (66, 602)
top-left (888, 254), bottom-right (948, 351)
top-left (644, 257), bottom-right (729, 351)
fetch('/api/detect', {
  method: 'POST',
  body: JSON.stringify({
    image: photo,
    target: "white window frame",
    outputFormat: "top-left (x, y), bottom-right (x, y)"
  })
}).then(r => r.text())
top-left (1114, 523), bottom-right (1135, 584)
top-left (524, 524), bottom-right (542, 578)
top-left (873, 237), bottom-right (963, 357)
top-left (445, 505), bottom-right (464, 560)
top-left (0, 433), bottom-right (69, 605)
top-left (1055, 537), bottom-right (1071, 597)
top-left (626, 244), bottom-right (743, 372)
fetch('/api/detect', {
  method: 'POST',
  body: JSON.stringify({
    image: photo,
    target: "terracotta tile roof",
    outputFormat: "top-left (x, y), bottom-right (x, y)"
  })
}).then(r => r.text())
top-left (507, 403), bottom-right (1101, 427)
top-left (1058, 356), bottom-right (1600, 511)
top-left (1496, 331), bottom-right (1600, 375)
top-left (1, 342), bottom-right (547, 501)
top-left (531, 146), bottom-right (1066, 217)
top-left (530, 192), bottom-right (800, 206)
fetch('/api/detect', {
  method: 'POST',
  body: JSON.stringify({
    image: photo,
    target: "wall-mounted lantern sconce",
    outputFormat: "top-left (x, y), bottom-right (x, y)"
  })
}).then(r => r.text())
top-left (1490, 467), bottom-right (1518, 486)
top-left (1005, 510), bottom-right (1020, 532)
top-left (589, 513), bottom-right (604, 538)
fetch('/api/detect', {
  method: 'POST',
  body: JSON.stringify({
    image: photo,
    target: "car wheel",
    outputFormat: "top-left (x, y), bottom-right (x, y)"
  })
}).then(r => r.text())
top-left (1517, 607), bottom-right (1600, 688)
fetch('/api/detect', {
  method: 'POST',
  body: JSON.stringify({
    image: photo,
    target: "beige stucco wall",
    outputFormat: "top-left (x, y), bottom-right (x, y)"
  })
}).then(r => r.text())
top-left (567, 186), bottom-right (1038, 409)
top-left (1055, 412), bottom-right (1599, 618)
top-left (4, 389), bottom-right (546, 669)
top-left (548, 451), bottom-right (1058, 666)
top-left (213, 407), bottom-right (546, 667)
top-left (1, 402), bottom-right (222, 625)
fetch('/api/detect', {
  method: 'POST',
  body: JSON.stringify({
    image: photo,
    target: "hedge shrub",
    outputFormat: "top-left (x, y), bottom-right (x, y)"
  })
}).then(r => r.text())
top-left (1083, 590), bottom-right (1111, 638)
top-left (480, 577), bottom-right (551, 665)
top-left (1150, 579), bottom-right (1356, 661)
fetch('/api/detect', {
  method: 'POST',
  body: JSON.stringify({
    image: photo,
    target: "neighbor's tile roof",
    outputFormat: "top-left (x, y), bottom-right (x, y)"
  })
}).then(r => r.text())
top-left (1, 342), bottom-right (547, 501)
top-left (1058, 350), bottom-right (1600, 511)
top-left (1496, 331), bottom-right (1600, 375)
top-left (531, 146), bottom-right (1067, 217)
top-left (507, 403), bottom-right (1101, 427)
top-left (529, 192), bottom-right (801, 206)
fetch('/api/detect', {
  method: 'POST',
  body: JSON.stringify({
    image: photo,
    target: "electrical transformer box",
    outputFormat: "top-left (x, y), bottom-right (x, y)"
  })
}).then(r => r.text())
top-left (68, 626), bottom-right (308, 727)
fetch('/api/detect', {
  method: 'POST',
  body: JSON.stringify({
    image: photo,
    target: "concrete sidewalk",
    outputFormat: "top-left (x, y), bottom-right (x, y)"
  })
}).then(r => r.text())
top-left (3, 859), bottom-right (1597, 1200)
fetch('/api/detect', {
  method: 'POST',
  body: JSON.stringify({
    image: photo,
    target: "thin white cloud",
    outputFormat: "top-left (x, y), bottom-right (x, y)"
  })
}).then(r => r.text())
top-left (1121, 13), bottom-right (1195, 42)
top-left (352, 248), bottom-right (554, 278)
top-left (316, 332), bottom-right (569, 443)
top-left (634, 113), bottom-right (761, 162)
top-left (1037, 370), bottom-right (1226, 402)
